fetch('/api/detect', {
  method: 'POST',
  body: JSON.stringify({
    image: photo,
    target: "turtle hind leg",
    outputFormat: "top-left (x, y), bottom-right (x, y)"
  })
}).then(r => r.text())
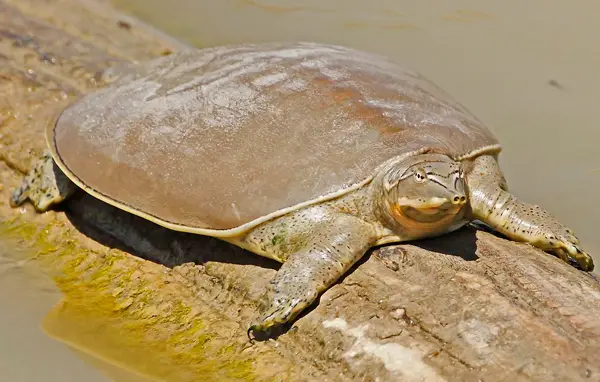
top-left (466, 155), bottom-right (594, 271)
top-left (10, 151), bottom-right (77, 212)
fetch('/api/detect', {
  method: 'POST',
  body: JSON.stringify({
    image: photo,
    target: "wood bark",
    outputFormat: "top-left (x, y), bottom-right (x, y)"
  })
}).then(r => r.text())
top-left (1, 1), bottom-right (599, 380)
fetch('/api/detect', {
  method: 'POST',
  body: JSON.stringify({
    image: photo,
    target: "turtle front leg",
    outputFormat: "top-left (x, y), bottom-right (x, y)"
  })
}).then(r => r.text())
top-left (248, 214), bottom-right (377, 334)
top-left (466, 155), bottom-right (594, 271)
top-left (10, 151), bottom-right (77, 211)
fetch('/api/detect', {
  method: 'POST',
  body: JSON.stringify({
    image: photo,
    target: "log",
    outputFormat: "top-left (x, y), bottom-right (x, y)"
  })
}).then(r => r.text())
top-left (1, 1), bottom-right (599, 381)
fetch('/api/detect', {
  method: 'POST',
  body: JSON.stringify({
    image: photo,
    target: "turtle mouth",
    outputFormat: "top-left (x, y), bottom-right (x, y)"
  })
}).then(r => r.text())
top-left (392, 198), bottom-right (464, 224)
top-left (397, 196), bottom-right (450, 209)
top-left (400, 204), bottom-right (461, 223)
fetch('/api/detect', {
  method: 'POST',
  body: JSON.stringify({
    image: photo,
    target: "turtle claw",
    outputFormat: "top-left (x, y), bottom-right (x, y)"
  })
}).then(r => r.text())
top-left (574, 248), bottom-right (594, 272)
top-left (247, 312), bottom-right (287, 341)
top-left (247, 296), bottom-right (311, 338)
top-left (544, 231), bottom-right (594, 272)
top-left (10, 181), bottom-right (29, 208)
top-left (557, 244), bottom-right (594, 272)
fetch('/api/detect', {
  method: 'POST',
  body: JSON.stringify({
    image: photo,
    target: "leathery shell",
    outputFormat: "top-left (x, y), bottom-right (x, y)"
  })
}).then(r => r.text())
top-left (49, 42), bottom-right (500, 235)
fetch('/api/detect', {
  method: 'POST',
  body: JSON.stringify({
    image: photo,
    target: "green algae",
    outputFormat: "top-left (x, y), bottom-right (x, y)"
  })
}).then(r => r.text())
top-left (0, 215), bottom-right (259, 381)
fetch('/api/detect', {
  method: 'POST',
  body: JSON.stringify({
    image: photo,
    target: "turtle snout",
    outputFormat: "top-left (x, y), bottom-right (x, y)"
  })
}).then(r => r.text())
top-left (452, 195), bottom-right (467, 205)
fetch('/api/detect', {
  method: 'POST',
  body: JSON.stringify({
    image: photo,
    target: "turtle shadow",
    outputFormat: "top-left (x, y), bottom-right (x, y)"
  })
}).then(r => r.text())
top-left (60, 191), bottom-right (490, 269)
top-left (62, 192), bottom-right (280, 270)
top-left (409, 225), bottom-right (482, 262)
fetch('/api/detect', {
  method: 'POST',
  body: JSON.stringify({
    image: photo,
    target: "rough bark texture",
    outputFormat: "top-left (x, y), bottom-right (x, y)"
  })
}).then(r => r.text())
top-left (1, 1), bottom-right (599, 381)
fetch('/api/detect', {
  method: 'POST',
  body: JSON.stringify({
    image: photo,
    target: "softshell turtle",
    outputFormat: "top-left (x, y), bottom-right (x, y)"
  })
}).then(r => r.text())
top-left (10, 42), bottom-right (594, 334)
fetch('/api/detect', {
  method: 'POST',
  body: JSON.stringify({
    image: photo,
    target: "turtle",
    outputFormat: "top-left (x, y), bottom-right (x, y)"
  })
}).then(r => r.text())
top-left (10, 41), bottom-right (594, 335)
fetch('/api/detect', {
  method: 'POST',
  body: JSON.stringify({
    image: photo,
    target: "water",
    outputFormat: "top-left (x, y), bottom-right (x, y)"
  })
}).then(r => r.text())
top-left (0, 242), bottom-right (154, 382)
top-left (113, 0), bottom-right (600, 263)
top-left (0, 243), bottom-right (110, 381)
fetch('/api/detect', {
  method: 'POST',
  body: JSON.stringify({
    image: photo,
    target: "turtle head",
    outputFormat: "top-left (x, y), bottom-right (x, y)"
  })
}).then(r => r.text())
top-left (380, 153), bottom-right (468, 237)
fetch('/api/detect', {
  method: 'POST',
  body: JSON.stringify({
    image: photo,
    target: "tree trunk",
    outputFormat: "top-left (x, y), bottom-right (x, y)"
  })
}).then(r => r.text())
top-left (1, 1), bottom-right (599, 381)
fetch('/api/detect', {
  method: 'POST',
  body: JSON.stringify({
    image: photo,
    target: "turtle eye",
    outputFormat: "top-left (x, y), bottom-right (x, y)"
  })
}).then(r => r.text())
top-left (413, 168), bottom-right (428, 183)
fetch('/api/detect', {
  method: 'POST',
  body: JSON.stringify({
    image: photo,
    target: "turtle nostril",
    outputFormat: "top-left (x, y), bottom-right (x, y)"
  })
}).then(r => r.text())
top-left (453, 195), bottom-right (467, 204)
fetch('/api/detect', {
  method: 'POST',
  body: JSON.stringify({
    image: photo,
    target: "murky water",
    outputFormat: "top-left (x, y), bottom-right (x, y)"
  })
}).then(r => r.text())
top-left (113, 0), bottom-right (600, 263)
top-left (0, 243), bottom-right (110, 381)
top-left (0, 242), bottom-right (154, 381)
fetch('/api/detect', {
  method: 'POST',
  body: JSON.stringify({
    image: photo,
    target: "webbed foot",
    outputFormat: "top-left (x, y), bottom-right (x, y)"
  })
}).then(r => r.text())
top-left (248, 290), bottom-right (317, 335)
top-left (10, 151), bottom-right (77, 211)
top-left (531, 224), bottom-right (594, 271)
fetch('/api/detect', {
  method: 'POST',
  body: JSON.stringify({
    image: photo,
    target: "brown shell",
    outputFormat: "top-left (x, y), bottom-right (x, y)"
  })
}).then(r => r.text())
top-left (49, 42), bottom-right (500, 234)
